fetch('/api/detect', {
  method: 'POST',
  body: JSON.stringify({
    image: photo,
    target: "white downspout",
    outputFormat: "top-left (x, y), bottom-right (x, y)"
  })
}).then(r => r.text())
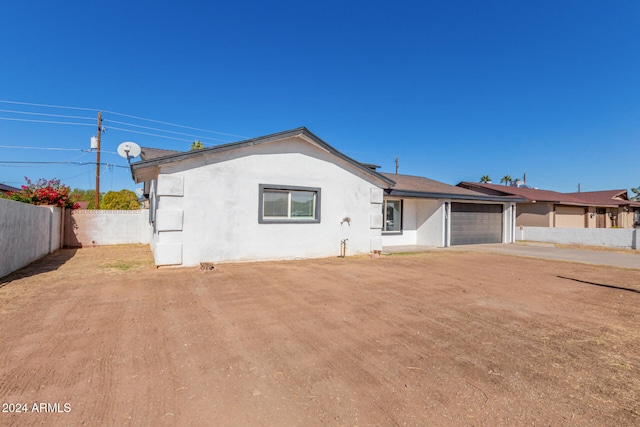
top-left (444, 201), bottom-right (451, 247)
top-left (511, 203), bottom-right (516, 243)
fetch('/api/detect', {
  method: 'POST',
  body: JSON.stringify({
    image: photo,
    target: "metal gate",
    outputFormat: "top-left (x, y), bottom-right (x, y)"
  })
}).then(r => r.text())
top-left (450, 203), bottom-right (503, 245)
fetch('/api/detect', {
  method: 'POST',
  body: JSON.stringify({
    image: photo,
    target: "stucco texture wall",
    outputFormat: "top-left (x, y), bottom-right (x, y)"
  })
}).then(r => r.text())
top-left (0, 199), bottom-right (61, 278)
top-left (65, 210), bottom-right (151, 247)
top-left (380, 199), bottom-right (445, 248)
top-left (554, 206), bottom-right (587, 228)
top-left (152, 138), bottom-right (386, 265)
top-left (517, 226), bottom-right (637, 249)
top-left (516, 203), bottom-right (552, 227)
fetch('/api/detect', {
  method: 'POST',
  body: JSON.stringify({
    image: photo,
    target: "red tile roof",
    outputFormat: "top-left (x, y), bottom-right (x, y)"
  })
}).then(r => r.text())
top-left (567, 190), bottom-right (640, 207)
top-left (458, 182), bottom-right (588, 205)
top-left (459, 183), bottom-right (640, 208)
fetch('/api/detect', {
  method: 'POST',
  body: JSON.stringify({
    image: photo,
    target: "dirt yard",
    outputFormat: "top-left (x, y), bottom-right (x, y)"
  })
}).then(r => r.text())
top-left (1, 246), bottom-right (639, 426)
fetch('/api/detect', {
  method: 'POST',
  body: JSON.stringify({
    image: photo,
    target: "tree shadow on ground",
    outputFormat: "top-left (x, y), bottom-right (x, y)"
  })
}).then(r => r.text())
top-left (0, 249), bottom-right (78, 287)
top-left (558, 276), bottom-right (640, 295)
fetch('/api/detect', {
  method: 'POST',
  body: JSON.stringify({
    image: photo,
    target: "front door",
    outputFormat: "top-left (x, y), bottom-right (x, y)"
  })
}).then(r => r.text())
top-left (596, 208), bottom-right (606, 228)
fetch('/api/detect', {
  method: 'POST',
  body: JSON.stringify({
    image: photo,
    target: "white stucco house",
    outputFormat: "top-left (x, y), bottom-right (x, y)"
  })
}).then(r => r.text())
top-left (131, 127), bottom-right (521, 267)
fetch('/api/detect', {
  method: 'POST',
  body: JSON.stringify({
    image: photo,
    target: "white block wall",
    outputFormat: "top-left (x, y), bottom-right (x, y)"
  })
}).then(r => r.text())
top-left (65, 210), bottom-right (151, 247)
top-left (517, 226), bottom-right (638, 249)
top-left (0, 199), bottom-right (63, 278)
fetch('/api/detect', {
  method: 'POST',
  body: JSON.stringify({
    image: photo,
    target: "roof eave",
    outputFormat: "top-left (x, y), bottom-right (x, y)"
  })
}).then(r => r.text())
top-left (130, 127), bottom-right (396, 187)
top-left (386, 189), bottom-right (525, 202)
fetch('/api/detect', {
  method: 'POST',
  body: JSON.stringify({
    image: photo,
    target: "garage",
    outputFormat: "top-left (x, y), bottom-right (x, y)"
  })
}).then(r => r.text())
top-left (554, 205), bottom-right (586, 228)
top-left (450, 203), bottom-right (503, 245)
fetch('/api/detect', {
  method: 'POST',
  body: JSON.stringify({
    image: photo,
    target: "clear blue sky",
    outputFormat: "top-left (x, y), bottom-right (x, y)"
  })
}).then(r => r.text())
top-left (0, 1), bottom-right (638, 194)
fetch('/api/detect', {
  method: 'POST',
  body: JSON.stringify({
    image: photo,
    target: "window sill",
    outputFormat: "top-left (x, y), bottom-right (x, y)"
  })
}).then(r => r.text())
top-left (259, 219), bottom-right (320, 224)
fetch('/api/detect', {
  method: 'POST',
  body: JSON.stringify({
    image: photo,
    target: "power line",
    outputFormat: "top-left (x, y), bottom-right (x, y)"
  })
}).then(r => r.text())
top-left (104, 119), bottom-right (234, 143)
top-left (61, 170), bottom-right (95, 181)
top-left (103, 110), bottom-right (248, 138)
top-left (0, 98), bottom-right (249, 141)
top-left (0, 117), bottom-right (95, 126)
top-left (105, 126), bottom-right (195, 142)
top-left (0, 161), bottom-right (129, 168)
top-left (0, 99), bottom-right (97, 112)
top-left (67, 151), bottom-right (92, 162)
top-left (0, 145), bottom-right (119, 155)
top-left (0, 144), bottom-right (86, 151)
top-left (0, 109), bottom-right (94, 120)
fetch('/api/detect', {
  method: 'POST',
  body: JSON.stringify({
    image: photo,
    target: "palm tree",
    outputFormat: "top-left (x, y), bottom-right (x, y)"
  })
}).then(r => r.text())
top-left (480, 175), bottom-right (492, 184)
top-left (500, 175), bottom-right (512, 186)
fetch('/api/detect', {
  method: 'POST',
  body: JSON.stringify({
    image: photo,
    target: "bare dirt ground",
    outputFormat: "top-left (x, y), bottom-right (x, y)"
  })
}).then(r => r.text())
top-left (1, 245), bottom-right (639, 426)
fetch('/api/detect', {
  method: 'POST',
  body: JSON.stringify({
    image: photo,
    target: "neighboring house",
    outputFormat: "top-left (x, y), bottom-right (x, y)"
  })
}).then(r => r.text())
top-left (0, 183), bottom-right (19, 195)
top-left (458, 182), bottom-right (640, 229)
top-left (130, 127), bottom-right (520, 267)
top-left (566, 190), bottom-right (640, 228)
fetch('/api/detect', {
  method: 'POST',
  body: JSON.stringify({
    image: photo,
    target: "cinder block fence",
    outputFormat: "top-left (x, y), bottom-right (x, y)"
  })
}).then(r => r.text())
top-left (64, 209), bottom-right (151, 247)
top-left (0, 199), bottom-right (65, 278)
top-left (516, 226), bottom-right (638, 249)
top-left (0, 201), bottom-right (150, 279)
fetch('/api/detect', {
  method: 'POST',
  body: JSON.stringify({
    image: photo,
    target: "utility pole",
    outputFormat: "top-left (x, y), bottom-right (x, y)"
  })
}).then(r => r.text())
top-left (94, 111), bottom-right (102, 209)
top-left (395, 156), bottom-right (399, 174)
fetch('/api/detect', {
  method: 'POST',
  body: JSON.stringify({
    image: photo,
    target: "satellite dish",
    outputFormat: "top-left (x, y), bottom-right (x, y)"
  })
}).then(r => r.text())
top-left (117, 141), bottom-right (141, 160)
top-left (135, 188), bottom-right (144, 196)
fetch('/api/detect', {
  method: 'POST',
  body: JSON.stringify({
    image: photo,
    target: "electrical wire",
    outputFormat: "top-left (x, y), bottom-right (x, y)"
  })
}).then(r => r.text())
top-left (60, 170), bottom-right (94, 181)
top-left (102, 110), bottom-right (248, 138)
top-left (0, 161), bottom-right (129, 168)
top-left (67, 151), bottom-right (92, 162)
top-left (0, 145), bottom-right (87, 151)
top-left (0, 145), bottom-right (120, 155)
top-left (103, 119), bottom-right (234, 143)
top-left (0, 117), bottom-right (96, 126)
top-left (105, 126), bottom-right (195, 142)
top-left (0, 99), bottom-right (248, 143)
top-left (0, 109), bottom-right (95, 121)
top-left (0, 99), bottom-right (97, 112)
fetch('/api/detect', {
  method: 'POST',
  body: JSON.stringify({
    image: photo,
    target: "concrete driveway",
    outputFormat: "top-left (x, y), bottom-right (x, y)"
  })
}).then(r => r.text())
top-left (448, 243), bottom-right (640, 270)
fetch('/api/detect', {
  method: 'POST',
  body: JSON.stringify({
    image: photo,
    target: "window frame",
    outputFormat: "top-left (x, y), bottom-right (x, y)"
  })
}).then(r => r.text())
top-left (382, 199), bottom-right (403, 234)
top-left (258, 184), bottom-right (321, 224)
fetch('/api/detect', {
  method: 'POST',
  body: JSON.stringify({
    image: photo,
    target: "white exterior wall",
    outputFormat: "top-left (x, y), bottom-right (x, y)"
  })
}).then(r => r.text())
top-left (381, 199), bottom-right (418, 246)
top-left (381, 199), bottom-right (446, 247)
top-left (151, 138), bottom-right (385, 265)
top-left (417, 200), bottom-right (445, 246)
top-left (517, 226), bottom-right (637, 249)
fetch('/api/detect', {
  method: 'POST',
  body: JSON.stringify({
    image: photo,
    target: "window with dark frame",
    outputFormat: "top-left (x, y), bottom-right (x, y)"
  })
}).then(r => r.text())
top-left (383, 199), bottom-right (402, 233)
top-left (259, 184), bottom-right (321, 223)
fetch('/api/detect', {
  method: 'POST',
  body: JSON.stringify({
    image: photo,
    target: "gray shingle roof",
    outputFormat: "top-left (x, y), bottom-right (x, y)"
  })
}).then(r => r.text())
top-left (0, 183), bottom-right (19, 193)
top-left (140, 147), bottom-right (181, 161)
top-left (383, 174), bottom-right (523, 202)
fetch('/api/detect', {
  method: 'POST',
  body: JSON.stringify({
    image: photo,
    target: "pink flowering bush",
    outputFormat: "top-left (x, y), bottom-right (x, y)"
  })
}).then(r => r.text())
top-left (3, 177), bottom-right (79, 209)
